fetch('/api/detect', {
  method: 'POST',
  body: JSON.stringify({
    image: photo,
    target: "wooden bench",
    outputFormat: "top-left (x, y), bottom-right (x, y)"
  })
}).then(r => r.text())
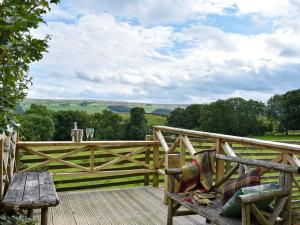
top-left (166, 154), bottom-right (299, 225)
top-left (2, 171), bottom-right (59, 225)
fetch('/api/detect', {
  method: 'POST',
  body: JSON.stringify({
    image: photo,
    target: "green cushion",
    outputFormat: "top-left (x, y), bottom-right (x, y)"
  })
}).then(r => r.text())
top-left (220, 183), bottom-right (279, 218)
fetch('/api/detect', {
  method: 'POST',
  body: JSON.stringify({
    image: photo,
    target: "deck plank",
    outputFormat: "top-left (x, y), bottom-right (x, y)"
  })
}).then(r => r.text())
top-left (67, 193), bottom-right (89, 225)
top-left (116, 190), bottom-right (160, 225)
top-left (47, 187), bottom-right (208, 225)
top-left (75, 192), bottom-right (101, 225)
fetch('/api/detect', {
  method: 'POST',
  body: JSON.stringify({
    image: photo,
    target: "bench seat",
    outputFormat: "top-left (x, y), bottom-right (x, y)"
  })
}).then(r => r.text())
top-left (168, 192), bottom-right (244, 225)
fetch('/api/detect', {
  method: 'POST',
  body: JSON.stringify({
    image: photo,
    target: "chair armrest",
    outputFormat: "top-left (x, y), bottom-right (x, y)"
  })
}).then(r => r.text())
top-left (216, 154), bottom-right (300, 174)
top-left (236, 189), bottom-right (289, 204)
top-left (165, 168), bottom-right (182, 175)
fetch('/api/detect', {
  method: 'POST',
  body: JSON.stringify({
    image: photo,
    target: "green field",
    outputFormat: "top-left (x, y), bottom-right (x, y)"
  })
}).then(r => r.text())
top-left (119, 113), bottom-right (167, 126)
top-left (20, 99), bottom-right (185, 114)
top-left (254, 134), bottom-right (300, 141)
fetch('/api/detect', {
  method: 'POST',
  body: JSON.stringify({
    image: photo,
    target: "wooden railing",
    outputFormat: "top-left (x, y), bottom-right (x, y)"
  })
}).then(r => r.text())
top-left (153, 126), bottom-right (300, 215)
top-left (16, 139), bottom-right (160, 191)
top-left (0, 130), bottom-right (18, 196)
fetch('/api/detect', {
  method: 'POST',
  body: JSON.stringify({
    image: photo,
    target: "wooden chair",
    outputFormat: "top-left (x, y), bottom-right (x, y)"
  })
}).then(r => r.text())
top-left (166, 154), bottom-right (299, 225)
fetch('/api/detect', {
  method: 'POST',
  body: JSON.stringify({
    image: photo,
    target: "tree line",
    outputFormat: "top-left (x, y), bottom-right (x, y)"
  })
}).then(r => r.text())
top-left (167, 89), bottom-right (300, 136)
top-left (19, 88), bottom-right (300, 141)
top-left (19, 105), bottom-right (147, 141)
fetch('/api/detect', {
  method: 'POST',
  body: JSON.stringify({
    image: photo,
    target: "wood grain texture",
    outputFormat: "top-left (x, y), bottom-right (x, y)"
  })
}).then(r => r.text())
top-left (2, 172), bottom-right (59, 209)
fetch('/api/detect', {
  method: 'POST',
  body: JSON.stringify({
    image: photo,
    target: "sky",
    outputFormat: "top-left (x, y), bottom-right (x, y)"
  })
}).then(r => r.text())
top-left (29, 0), bottom-right (300, 104)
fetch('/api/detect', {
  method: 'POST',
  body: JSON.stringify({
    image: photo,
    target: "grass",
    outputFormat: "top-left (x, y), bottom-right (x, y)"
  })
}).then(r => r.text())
top-left (119, 113), bottom-right (167, 126)
top-left (254, 134), bottom-right (300, 141)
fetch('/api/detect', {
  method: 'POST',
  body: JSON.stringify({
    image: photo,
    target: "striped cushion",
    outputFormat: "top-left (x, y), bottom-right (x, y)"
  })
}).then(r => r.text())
top-left (222, 167), bottom-right (261, 203)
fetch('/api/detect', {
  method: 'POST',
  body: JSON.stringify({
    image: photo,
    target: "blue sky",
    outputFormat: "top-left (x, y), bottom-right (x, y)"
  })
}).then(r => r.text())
top-left (29, 0), bottom-right (300, 103)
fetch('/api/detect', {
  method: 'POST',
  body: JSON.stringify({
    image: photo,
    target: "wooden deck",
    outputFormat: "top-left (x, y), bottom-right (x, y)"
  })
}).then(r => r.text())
top-left (33, 186), bottom-right (206, 225)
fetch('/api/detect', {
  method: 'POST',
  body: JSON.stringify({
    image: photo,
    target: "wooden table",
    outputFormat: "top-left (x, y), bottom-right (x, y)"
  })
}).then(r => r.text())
top-left (2, 172), bottom-right (59, 225)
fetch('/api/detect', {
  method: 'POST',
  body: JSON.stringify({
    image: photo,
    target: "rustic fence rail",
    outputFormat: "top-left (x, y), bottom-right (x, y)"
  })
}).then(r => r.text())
top-left (16, 140), bottom-right (160, 191)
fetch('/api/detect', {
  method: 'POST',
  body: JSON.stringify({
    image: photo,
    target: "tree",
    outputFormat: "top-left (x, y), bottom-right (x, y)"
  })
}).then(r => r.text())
top-left (19, 104), bottom-right (55, 141)
top-left (125, 107), bottom-right (147, 140)
top-left (25, 104), bottom-right (52, 117)
top-left (0, 0), bottom-right (59, 133)
top-left (90, 110), bottom-right (124, 140)
top-left (199, 98), bottom-right (266, 136)
top-left (167, 105), bottom-right (203, 129)
top-left (53, 110), bottom-right (90, 141)
top-left (184, 104), bottom-right (203, 129)
top-left (20, 114), bottom-right (55, 141)
top-left (267, 94), bottom-right (289, 134)
top-left (267, 89), bottom-right (300, 134)
top-left (284, 89), bottom-right (300, 131)
top-left (167, 107), bottom-right (187, 128)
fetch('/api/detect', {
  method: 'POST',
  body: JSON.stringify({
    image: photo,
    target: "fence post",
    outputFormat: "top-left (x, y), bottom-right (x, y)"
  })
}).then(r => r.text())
top-left (282, 153), bottom-right (292, 225)
top-left (179, 135), bottom-right (185, 167)
top-left (15, 132), bottom-right (20, 172)
top-left (144, 135), bottom-right (151, 186)
top-left (216, 138), bottom-right (224, 183)
top-left (153, 128), bottom-right (159, 187)
top-left (90, 146), bottom-right (95, 172)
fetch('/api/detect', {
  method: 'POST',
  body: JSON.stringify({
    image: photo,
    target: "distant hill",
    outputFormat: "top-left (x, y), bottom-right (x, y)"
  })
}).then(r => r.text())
top-left (151, 108), bottom-right (172, 116)
top-left (20, 99), bottom-right (186, 114)
top-left (107, 105), bottom-right (131, 113)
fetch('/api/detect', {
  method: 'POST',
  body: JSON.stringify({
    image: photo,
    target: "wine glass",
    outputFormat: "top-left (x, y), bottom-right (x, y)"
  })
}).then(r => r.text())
top-left (90, 128), bottom-right (94, 141)
top-left (86, 128), bottom-right (91, 141)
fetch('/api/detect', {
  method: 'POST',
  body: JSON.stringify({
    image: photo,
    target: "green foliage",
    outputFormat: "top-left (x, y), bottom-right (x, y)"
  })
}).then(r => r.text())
top-left (167, 107), bottom-right (188, 128)
top-left (267, 94), bottom-right (288, 133)
top-left (53, 110), bottom-right (90, 141)
top-left (19, 104), bottom-right (54, 141)
top-left (0, 0), bottom-right (59, 133)
top-left (284, 89), bottom-right (300, 130)
top-left (199, 98), bottom-right (266, 136)
top-left (167, 99), bottom-right (266, 136)
top-left (0, 212), bottom-right (36, 225)
top-left (91, 110), bottom-right (124, 140)
top-left (267, 89), bottom-right (300, 134)
top-left (125, 107), bottom-right (147, 140)
top-left (167, 104), bottom-right (203, 129)
top-left (184, 104), bottom-right (203, 129)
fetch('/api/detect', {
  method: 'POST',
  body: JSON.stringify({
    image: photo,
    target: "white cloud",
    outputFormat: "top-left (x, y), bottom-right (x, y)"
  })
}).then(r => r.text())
top-left (28, 0), bottom-right (300, 103)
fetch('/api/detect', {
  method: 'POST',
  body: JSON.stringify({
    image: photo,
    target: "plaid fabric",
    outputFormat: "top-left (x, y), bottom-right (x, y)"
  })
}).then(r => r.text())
top-left (178, 150), bottom-right (215, 193)
top-left (222, 167), bottom-right (261, 203)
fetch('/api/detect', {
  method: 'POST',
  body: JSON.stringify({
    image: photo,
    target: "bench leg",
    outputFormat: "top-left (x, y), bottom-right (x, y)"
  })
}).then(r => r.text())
top-left (167, 174), bottom-right (175, 225)
top-left (27, 209), bottom-right (33, 218)
top-left (242, 203), bottom-right (251, 225)
top-left (167, 197), bottom-right (173, 225)
top-left (41, 207), bottom-right (48, 225)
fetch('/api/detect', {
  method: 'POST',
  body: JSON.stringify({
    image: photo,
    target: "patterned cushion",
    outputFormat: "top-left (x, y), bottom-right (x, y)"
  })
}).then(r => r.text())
top-left (222, 167), bottom-right (261, 203)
